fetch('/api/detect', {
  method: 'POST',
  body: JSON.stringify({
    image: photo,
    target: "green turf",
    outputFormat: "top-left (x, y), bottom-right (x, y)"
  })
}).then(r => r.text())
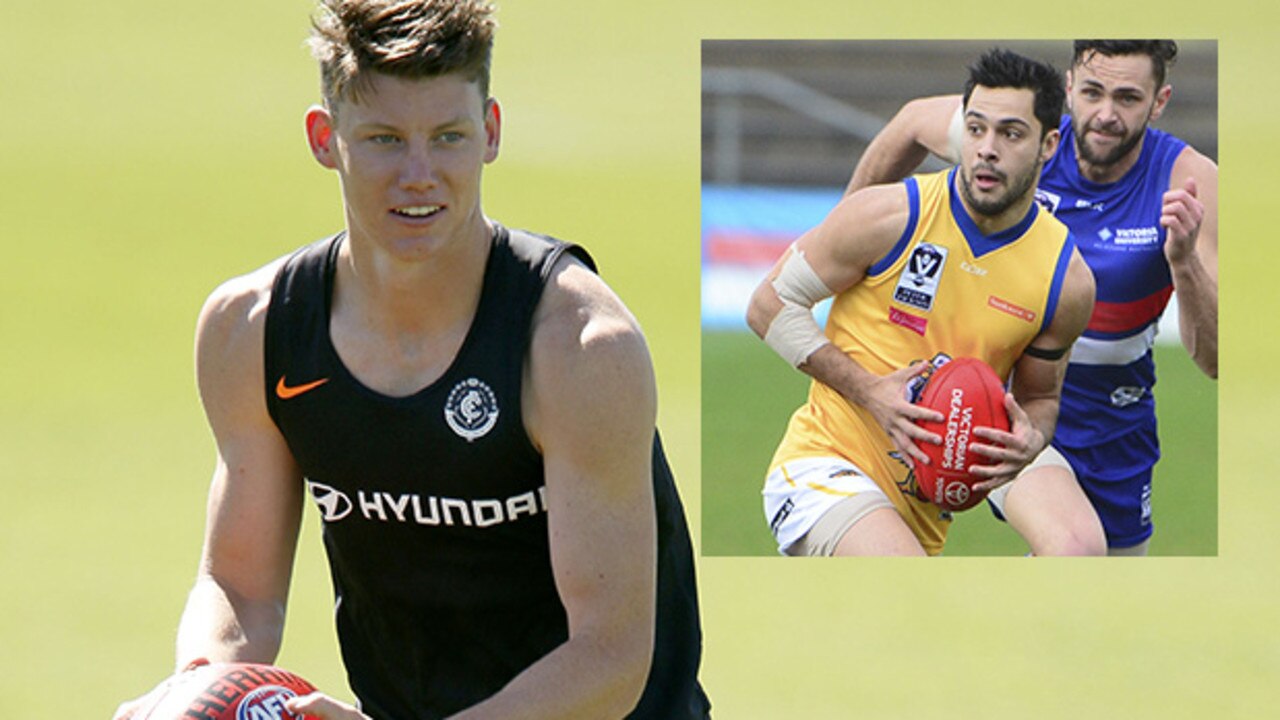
top-left (702, 332), bottom-right (1218, 556)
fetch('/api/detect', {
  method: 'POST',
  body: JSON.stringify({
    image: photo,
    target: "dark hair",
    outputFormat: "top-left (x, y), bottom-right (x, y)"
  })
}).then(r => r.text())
top-left (309, 0), bottom-right (497, 110)
top-left (1073, 40), bottom-right (1179, 88)
top-left (962, 48), bottom-right (1065, 139)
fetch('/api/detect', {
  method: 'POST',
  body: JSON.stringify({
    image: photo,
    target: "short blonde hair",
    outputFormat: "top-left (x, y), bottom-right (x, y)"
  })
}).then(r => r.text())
top-left (309, 0), bottom-right (497, 110)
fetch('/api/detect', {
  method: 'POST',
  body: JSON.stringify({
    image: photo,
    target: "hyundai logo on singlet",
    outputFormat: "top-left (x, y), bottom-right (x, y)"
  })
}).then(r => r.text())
top-left (893, 243), bottom-right (948, 312)
top-left (445, 377), bottom-right (500, 442)
top-left (308, 481), bottom-right (353, 522)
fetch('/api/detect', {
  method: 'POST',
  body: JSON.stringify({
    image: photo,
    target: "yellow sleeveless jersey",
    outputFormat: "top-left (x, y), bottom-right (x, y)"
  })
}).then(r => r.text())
top-left (769, 167), bottom-right (1076, 553)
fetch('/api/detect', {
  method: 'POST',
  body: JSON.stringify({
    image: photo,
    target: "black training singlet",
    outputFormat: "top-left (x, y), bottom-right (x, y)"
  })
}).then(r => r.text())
top-left (263, 224), bottom-right (709, 719)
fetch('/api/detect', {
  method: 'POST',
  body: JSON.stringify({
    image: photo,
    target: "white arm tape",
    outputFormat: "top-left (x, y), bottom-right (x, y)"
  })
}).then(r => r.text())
top-left (764, 248), bottom-right (834, 367)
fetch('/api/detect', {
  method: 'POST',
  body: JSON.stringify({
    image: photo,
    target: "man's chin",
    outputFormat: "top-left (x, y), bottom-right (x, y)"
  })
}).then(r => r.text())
top-left (1078, 132), bottom-right (1139, 167)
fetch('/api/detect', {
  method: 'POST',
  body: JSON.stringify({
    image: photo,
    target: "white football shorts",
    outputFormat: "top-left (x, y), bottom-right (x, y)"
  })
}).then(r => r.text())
top-left (763, 456), bottom-right (894, 556)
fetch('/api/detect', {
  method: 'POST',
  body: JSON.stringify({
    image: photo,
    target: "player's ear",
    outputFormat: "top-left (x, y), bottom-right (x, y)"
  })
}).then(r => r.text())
top-left (1150, 83), bottom-right (1173, 122)
top-left (1063, 69), bottom-right (1075, 114)
top-left (305, 105), bottom-right (337, 169)
top-left (483, 97), bottom-right (501, 164)
top-left (1039, 127), bottom-right (1060, 164)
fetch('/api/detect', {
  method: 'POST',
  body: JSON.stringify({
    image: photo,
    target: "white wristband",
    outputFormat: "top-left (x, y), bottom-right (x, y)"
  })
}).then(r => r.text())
top-left (764, 303), bottom-right (829, 367)
top-left (764, 248), bottom-right (834, 367)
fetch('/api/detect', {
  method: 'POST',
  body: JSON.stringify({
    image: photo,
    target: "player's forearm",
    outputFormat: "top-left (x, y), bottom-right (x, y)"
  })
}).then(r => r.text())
top-left (174, 575), bottom-right (286, 670)
top-left (1018, 396), bottom-right (1059, 453)
top-left (846, 119), bottom-right (931, 196)
top-left (448, 632), bottom-right (651, 720)
top-left (847, 96), bottom-right (959, 196)
top-left (800, 343), bottom-right (880, 406)
top-left (1171, 257), bottom-right (1218, 379)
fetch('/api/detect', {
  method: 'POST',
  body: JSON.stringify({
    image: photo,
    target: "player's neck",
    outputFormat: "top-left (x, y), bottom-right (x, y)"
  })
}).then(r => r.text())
top-left (337, 217), bottom-right (491, 338)
top-left (955, 181), bottom-right (1035, 236)
top-left (1076, 134), bottom-right (1146, 184)
top-left (969, 202), bottom-right (1030, 236)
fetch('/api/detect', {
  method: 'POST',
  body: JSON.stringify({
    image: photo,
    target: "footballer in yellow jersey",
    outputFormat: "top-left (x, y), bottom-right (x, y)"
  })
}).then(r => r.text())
top-left (748, 49), bottom-right (1097, 556)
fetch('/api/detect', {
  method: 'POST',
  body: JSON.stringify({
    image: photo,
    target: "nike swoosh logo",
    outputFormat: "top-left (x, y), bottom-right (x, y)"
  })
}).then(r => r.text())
top-left (276, 376), bottom-right (330, 400)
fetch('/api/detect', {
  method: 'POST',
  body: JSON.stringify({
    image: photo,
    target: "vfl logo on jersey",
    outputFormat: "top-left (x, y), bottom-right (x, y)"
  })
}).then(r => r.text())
top-left (893, 243), bottom-right (948, 311)
top-left (308, 481), bottom-right (353, 522)
top-left (1034, 188), bottom-right (1061, 214)
top-left (445, 377), bottom-right (499, 441)
top-left (236, 685), bottom-right (302, 720)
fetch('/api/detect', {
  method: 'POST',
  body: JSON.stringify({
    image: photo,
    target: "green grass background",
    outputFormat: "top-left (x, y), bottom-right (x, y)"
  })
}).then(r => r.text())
top-left (704, 335), bottom-right (1218, 557)
top-left (0, 0), bottom-right (1272, 718)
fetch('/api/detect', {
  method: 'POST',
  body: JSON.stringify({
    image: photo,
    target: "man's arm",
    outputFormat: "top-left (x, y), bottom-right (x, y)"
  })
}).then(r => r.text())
top-left (1164, 147), bottom-right (1218, 378)
top-left (846, 95), bottom-right (962, 195)
top-left (116, 265), bottom-right (306, 719)
top-left (446, 256), bottom-right (660, 719)
top-left (746, 184), bottom-right (944, 465)
top-left (176, 266), bottom-right (305, 666)
top-left (970, 249), bottom-right (1096, 491)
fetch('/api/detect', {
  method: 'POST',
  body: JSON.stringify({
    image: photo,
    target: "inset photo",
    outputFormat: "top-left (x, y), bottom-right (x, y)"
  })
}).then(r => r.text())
top-left (701, 40), bottom-right (1217, 557)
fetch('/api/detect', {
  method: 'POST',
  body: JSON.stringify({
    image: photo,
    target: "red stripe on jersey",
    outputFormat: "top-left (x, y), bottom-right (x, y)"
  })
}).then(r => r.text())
top-left (1087, 285), bottom-right (1173, 334)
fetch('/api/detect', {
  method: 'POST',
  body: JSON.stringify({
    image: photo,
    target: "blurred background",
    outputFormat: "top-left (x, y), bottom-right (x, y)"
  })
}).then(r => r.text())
top-left (700, 40), bottom-right (1218, 557)
top-left (701, 40), bottom-right (1215, 187)
top-left (0, 2), bottom-right (1274, 718)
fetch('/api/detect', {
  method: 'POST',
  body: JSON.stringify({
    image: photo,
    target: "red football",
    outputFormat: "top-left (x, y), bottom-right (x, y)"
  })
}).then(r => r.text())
top-left (912, 357), bottom-right (1010, 511)
top-left (134, 662), bottom-right (319, 720)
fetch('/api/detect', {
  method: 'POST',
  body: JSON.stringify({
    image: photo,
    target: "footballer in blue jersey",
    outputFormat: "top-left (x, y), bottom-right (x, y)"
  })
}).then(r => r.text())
top-left (848, 41), bottom-right (1217, 555)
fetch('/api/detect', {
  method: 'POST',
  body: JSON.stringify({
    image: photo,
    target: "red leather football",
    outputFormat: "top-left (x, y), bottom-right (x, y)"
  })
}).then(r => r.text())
top-left (912, 357), bottom-right (1010, 511)
top-left (134, 662), bottom-right (319, 720)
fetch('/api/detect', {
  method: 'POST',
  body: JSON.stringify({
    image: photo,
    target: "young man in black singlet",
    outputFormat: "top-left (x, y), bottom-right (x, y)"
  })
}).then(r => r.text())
top-left (113, 1), bottom-right (708, 718)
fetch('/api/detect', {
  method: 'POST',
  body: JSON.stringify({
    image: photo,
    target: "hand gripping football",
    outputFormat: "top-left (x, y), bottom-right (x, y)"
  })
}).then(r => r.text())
top-left (911, 357), bottom-right (1010, 511)
top-left (133, 662), bottom-right (319, 720)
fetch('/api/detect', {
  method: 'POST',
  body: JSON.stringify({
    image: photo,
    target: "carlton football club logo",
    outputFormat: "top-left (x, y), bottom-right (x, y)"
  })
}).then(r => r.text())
top-left (445, 377), bottom-right (500, 442)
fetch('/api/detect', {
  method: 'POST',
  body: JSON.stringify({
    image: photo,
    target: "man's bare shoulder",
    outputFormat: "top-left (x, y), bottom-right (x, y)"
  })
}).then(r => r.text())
top-left (840, 181), bottom-right (912, 221)
top-left (817, 181), bottom-right (914, 266)
top-left (531, 254), bottom-right (651, 374)
top-left (524, 254), bottom-right (656, 449)
top-left (1049, 247), bottom-right (1097, 344)
top-left (199, 257), bottom-right (290, 334)
top-left (1170, 144), bottom-right (1218, 195)
top-left (195, 254), bottom-right (293, 416)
